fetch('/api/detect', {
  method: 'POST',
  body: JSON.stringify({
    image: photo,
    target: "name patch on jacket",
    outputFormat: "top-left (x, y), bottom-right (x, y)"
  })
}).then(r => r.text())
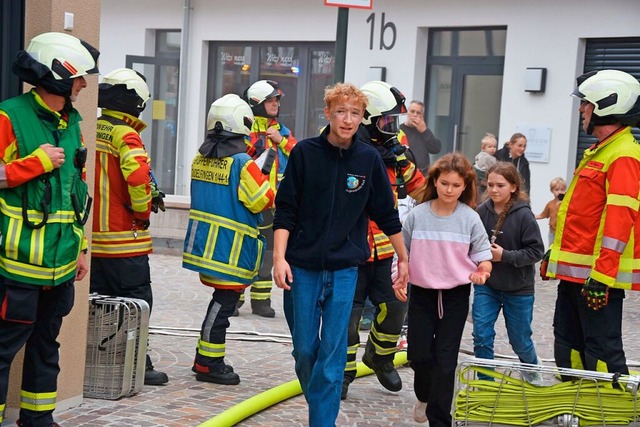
top-left (346, 174), bottom-right (366, 193)
top-left (192, 156), bottom-right (234, 185)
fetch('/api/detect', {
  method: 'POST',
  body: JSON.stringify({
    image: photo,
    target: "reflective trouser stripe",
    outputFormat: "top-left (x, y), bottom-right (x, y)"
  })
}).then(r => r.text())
top-left (197, 339), bottom-right (225, 358)
top-left (20, 390), bottom-right (56, 412)
top-left (250, 280), bottom-right (272, 300)
top-left (345, 343), bottom-right (358, 373)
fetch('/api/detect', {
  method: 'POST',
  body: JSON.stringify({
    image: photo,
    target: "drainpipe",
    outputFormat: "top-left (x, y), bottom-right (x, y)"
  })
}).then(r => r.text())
top-left (175, 0), bottom-right (191, 195)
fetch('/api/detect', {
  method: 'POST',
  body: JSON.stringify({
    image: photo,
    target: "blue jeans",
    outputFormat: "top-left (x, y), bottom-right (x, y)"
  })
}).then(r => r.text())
top-left (472, 285), bottom-right (538, 365)
top-left (290, 265), bottom-right (358, 427)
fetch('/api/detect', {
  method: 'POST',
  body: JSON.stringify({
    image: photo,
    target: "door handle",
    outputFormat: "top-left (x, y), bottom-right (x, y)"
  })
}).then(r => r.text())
top-left (453, 124), bottom-right (458, 152)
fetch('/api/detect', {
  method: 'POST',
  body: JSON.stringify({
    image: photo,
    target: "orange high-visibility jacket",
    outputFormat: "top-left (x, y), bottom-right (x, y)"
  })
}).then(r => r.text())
top-left (548, 126), bottom-right (640, 290)
top-left (92, 110), bottom-right (152, 258)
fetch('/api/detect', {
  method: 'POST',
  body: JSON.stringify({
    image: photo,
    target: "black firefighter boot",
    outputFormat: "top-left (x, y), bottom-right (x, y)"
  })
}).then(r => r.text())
top-left (362, 342), bottom-right (402, 392)
top-left (145, 354), bottom-right (169, 385)
top-left (251, 298), bottom-right (275, 318)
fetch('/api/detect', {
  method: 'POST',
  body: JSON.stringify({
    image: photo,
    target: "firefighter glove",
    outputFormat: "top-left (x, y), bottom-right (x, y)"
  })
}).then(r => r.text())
top-left (150, 180), bottom-right (166, 213)
top-left (539, 249), bottom-right (551, 280)
top-left (581, 278), bottom-right (609, 311)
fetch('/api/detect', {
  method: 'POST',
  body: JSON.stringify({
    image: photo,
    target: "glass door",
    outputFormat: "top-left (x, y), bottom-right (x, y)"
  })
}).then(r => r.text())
top-left (126, 55), bottom-right (180, 195)
top-left (452, 64), bottom-right (503, 162)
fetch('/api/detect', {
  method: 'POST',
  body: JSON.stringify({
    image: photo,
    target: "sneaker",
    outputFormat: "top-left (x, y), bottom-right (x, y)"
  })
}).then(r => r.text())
top-left (523, 370), bottom-right (544, 386)
top-left (144, 367), bottom-right (169, 385)
top-left (195, 365), bottom-right (240, 385)
top-left (362, 352), bottom-right (402, 392)
top-left (397, 327), bottom-right (408, 351)
top-left (413, 400), bottom-right (428, 423)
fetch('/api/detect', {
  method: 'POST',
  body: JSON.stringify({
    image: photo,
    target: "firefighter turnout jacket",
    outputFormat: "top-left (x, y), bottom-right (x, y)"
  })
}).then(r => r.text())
top-left (367, 154), bottom-right (427, 262)
top-left (245, 116), bottom-right (296, 188)
top-left (183, 151), bottom-right (275, 289)
top-left (0, 90), bottom-right (88, 286)
top-left (547, 126), bottom-right (640, 290)
top-left (92, 109), bottom-right (152, 258)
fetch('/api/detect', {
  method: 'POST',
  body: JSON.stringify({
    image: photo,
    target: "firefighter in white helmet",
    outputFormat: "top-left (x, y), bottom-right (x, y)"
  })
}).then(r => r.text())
top-left (183, 94), bottom-right (275, 385)
top-left (0, 31), bottom-right (98, 427)
top-left (341, 81), bottom-right (428, 400)
top-left (90, 68), bottom-right (169, 386)
top-left (545, 69), bottom-right (640, 379)
top-left (236, 80), bottom-right (298, 318)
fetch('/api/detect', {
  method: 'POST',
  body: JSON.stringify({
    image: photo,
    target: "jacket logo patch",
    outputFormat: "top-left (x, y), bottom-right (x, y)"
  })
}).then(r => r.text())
top-left (586, 160), bottom-right (604, 170)
top-left (346, 174), bottom-right (366, 193)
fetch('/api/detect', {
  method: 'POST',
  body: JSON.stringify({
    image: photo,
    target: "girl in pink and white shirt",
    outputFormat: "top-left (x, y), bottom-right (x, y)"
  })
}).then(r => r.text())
top-left (401, 152), bottom-right (492, 426)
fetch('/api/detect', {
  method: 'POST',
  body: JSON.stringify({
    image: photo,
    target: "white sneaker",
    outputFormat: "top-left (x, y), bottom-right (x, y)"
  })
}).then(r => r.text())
top-left (523, 370), bottom-right (543, 386)
top-left (397, 326), bottom-right (408, 351)
top-left (413, 400), bottom-right (428, 423)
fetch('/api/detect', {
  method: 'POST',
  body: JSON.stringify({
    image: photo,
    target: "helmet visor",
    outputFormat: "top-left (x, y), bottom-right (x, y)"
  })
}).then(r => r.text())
top-left (377, 115), bottom-right (401, 135)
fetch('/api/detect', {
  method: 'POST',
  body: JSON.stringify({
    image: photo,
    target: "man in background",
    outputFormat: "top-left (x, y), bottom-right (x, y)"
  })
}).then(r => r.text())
top-left (399, 100), bottom-right (441, 174)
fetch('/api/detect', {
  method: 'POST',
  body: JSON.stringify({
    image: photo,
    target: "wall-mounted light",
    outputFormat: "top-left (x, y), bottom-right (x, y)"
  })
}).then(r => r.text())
top-left (368, 66), bottom-right (386, 82)
top-left (525, 67), bottom-right (547, 93)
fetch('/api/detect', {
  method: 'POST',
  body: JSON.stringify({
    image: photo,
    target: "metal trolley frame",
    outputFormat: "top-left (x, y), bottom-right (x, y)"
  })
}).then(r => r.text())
top-left (84, 294), bottom-right (150, 400)
top-left (453, 357), bottom-right (640, 427)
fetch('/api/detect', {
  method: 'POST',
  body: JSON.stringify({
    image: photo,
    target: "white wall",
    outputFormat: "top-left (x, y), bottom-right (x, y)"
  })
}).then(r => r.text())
top-left (342, 0), bottom-right (640, 239)
top-left (100, 0), bottom-right (640, 240)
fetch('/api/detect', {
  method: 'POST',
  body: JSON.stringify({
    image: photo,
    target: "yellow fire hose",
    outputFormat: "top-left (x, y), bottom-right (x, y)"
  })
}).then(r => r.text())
top-left (198, 351), bottom-right (408, 427)
top-left (454, 365), bottom-right (640, 426)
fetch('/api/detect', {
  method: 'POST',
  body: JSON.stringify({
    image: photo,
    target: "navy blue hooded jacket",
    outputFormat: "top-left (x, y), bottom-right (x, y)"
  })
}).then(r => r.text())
top-left (273, 125), bottom-right (401, 271)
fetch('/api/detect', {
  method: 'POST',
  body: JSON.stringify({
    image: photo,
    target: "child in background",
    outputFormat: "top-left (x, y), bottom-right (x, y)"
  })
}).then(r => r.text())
top-left (473, 133), bottom-right (498, 200)
top-left (536, 177), bottom-right (567, 247)
top-left (402, 152), bottom-right (492, 426)
top-left (473, 162), bottom-right (545, 384)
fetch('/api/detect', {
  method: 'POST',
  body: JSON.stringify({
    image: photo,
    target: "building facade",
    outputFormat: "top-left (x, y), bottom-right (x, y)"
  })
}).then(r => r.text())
top-left (97, 0), bottom-right (640, 244)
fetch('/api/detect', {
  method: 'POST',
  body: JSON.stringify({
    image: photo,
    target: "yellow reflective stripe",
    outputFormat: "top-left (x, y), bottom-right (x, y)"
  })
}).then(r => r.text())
top-left (98, 151), bottom-right (110, 231)
top-left (96, 140), bottom-right (119, 155)
top-left (190, 210), bottom-right (258, 238)
top-left (345, 360), bottom-right (357, 371)
top-left (375, 302), bottom-right (387, 326)
top-left (6, 216), bottom-right (20, 259)
top-left (229, 233), bottom-right (243, 268)
top-left (557, 250), bottom-right (593, 266)
top-left (370, 327), bottom-right (400, 345)
top-left (608, 193), bottom-right (640, 211)
top-left (0, 256), bottom-right (76, 281)
top-left (91, 241), bottom-right (152, 255)
top-left (29, 227), bottom-right (45, 265)
top-left (368, 336), bottom-right (397, 356)
top-left (121, 147), bottom-right (147, 165)
top-left (0, 402), bottom-right (4, 423)
top-left (197, 339), bottom-right (225, 358)
top-left (251, 280), bottom-right (272, 290)
top-left (183, 253), bottom-right (256, 280)
top-left (0, 198), bottom-right (75, 222)
top-left (20, 390), bottom-right (56, 412)
top-left (92, 230), bottom-right (151, 240)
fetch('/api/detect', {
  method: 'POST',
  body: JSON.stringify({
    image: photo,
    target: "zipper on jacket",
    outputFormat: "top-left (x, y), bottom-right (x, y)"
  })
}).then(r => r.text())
top-left (322, 149), bottom-right (341, 270)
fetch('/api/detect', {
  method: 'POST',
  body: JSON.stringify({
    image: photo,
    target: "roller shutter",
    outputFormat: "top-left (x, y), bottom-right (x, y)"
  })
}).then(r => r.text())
top-left (576, 38), bottom-right (640, 165)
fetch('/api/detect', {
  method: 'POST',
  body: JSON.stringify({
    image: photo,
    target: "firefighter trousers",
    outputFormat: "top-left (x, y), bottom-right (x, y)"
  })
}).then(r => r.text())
top-left (0, 277), bottom-right (74, 427)
top-left (553, 280), bottom-right (628, 377)
top-left (194, 288), bottom-right (241, 373)
top-left (345, 258), bottom-right (407, 380)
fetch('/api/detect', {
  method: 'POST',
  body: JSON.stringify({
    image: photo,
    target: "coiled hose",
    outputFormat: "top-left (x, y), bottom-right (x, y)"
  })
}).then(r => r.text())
top-left (454, 363), bottom-right (640, 426)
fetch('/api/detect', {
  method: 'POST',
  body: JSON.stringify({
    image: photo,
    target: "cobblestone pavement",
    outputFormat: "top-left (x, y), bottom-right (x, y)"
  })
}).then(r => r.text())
top-left (49, 254), bottom-right (640, 426)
